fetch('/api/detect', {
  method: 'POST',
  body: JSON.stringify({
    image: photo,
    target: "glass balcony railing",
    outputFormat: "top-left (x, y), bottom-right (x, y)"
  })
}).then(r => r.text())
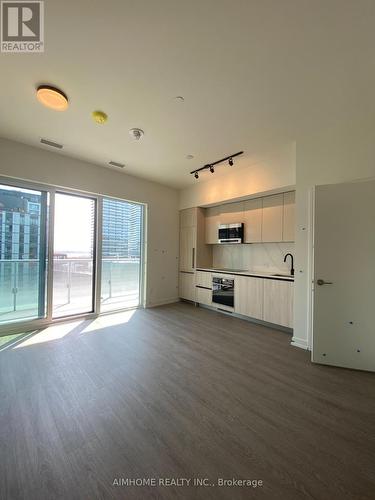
top-left (0, 259), bottom-right (41, 323)
top-left (0, 258), bottom-right (141, 324)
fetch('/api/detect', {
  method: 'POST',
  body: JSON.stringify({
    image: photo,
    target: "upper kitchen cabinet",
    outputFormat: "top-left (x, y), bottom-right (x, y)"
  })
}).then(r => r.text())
top-left (205, 206), bottom-right (221, 244)
top-left (219, 201), bottom-right (244, 225)
top-left (261, 194), bottom-right (284, 242)
top-left (283, 191), bottom-right (295, 242)
top-left (243, 198), bottom-right (262, 243)
top-left (180, 207), bottom-right (197, 228)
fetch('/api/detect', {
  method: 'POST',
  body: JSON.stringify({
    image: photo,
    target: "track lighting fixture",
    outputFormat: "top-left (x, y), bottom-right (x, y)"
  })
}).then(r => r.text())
top-left (190, 151), bottom-right (243, 179)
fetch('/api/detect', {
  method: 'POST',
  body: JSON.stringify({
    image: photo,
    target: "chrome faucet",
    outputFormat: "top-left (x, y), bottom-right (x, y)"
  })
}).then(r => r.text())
top-left (284, 253), bottom-right (294, 276)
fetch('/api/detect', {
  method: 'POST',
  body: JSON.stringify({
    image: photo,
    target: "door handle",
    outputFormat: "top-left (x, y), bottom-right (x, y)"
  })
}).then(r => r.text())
top-left (316, 279), bottom-right (333, 286)
top-left (192, 248), bottom-right (195, 269)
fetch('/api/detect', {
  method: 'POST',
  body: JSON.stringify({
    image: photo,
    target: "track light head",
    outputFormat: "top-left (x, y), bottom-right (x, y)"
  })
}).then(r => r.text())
top-left (209, 165), bottom-right (214, 173)
top-left (194, 171), bottom-right (199, 179)
top-left (228, 157), bottom-right (234, 166)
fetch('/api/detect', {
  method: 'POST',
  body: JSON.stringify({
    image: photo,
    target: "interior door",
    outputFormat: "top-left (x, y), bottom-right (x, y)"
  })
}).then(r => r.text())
top-left (313, 180), bottom-right (375, 371)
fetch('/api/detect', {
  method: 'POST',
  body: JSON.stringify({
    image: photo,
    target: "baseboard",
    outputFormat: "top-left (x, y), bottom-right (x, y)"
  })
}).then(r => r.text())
top-left (291, 336), bottom-right (310, 350)
top-left (146, 297), bottom-right (180, 308)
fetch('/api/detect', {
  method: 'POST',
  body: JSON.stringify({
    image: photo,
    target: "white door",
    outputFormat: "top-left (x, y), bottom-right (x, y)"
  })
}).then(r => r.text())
top-left (313, 180), bottom-right (375, 371)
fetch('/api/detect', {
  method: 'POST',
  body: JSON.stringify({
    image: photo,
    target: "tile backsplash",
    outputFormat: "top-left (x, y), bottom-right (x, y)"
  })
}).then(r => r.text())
top-left (212, 242), bottom-right (295, 274)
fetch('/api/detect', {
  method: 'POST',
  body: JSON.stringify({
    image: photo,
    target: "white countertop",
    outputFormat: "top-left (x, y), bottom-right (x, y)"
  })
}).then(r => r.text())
top-left (196, 267), bottom-right (294, 281)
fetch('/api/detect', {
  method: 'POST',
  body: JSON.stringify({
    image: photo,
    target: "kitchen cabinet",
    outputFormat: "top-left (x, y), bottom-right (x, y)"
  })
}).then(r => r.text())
top-left (179, 225), bottom-right (196, 272)
top-left (243, 198), bottom-right (262, 243)
top-left (180, 207), bottom-right (197, 228)
top-left (283, 191), bottom-right (295, 242)
top-left (219, 201), bottom-right (244, 225)
top-left (196, 271), bottom-right (212, 289)
top-left (179, 208), bottom-right (212, 301)
top-left (195, 286), bottom-right (212, 306)
top-left (262, 194), bottom-right (284, 242)
top-left (234, 275), bottom-right (263, 319)
top-left (263, 279), bottom-right (294, 328)
top-left (179, 272), bottom-right (196, 301)
top-left (180, 207), bottom-right (212, 272)
top-left (205, 206), bottom-right (221, 244)
top-left (195, 271), bottom-right (212, 306)
top-left (204, 190), bottom-right (295, 245)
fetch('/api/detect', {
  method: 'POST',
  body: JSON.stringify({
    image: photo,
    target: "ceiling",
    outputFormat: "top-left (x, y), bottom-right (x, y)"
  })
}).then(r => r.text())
top-left (0, 0), bottom-right (375, 188)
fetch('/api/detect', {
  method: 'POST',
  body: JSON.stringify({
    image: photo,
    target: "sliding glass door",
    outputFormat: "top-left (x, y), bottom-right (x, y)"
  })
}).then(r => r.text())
top-left (0, 178), bottom-right (145, 334)
top-left (0, 183), bottom-right (48, 324)
top-left (52, 193), bottom-right (96, 318)
top-left (101, 198), bottom-right (143, 312)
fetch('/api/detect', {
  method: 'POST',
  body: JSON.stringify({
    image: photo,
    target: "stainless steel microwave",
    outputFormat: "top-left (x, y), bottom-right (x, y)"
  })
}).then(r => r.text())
top-left (218, 223), bottom-right (244, 244)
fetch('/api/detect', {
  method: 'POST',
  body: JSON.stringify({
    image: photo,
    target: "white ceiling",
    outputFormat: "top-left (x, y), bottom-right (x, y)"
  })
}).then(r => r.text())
top-left (0, 0), bottom-right (374, 188)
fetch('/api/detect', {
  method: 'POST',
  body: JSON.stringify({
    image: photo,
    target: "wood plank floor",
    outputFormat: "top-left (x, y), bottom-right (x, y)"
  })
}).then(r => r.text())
top-left (1, 302), bottom-right (375, 500)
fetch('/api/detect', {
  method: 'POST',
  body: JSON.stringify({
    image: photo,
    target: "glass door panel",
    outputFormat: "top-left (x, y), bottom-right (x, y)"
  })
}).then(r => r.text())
top-left (52, 193), bottom-right (96, 318)
top-left (0, 183), bottom-right (48, 324)
top-left (101, 198), bottom-right (142, 312)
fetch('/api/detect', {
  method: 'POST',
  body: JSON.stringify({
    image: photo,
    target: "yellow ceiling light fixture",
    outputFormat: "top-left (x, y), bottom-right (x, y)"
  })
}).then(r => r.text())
top-left (36, 85), bottom-right (69, 111)
top-left (92, 110), bottom-right (108, 124)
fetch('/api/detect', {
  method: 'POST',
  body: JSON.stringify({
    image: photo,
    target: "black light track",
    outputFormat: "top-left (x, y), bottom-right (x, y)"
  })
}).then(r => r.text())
top-left (190, 151), bottom-right (244, 177)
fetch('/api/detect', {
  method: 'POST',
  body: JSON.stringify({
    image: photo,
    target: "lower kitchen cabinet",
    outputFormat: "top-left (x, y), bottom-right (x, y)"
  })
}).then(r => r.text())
top-left (179, 272), bottom-right (196, 301)
top-left (234, 275), bottom-right (263, 320)
top-left (195, 271), bottom-right (212, 288)
top-left (263, 279), bottom-right (294, 328)
top-left (195, 286), bottom-right (212, 306)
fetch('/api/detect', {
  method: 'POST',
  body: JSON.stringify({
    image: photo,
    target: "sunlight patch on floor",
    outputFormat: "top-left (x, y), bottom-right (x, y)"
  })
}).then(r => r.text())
top-left (81, 309), bottom-right (136, 334)
top-left (14, 320), bottom-right (85, 348)
top-left (12, 309), bottom-right (137, 348)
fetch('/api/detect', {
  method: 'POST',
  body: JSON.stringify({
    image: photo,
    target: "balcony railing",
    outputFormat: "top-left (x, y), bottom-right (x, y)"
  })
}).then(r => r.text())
top-left (0, 258), bottom-right (140, 322)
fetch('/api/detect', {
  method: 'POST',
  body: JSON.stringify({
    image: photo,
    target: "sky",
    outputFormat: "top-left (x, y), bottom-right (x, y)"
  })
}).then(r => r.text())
top-left (54, 193), bottom-right (94, 256)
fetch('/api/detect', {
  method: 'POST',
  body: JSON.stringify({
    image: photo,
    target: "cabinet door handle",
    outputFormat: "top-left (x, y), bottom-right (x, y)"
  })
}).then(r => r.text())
top-left (192, 248), bottom-right (195, 269)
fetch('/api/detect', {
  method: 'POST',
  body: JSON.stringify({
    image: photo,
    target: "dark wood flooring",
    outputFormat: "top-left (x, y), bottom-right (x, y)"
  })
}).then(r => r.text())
top-left (1, 302), bottom-right (375, 500)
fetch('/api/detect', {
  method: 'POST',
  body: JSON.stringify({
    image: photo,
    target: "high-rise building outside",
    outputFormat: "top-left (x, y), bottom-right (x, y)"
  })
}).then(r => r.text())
top-left (0, 187), bottom-right (41, 261)
top-left (102, 198), bottom-right (142, 259)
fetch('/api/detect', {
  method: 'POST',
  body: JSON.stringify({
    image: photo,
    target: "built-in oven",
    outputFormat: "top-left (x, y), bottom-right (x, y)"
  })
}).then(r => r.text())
top-left (218, 223), bottom-right (244, 244)
top-left (212, 276), bottom-right (235, 308)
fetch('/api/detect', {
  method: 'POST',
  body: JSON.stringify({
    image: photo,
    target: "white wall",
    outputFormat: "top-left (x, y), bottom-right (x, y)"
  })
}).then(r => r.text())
top-left (0, 137), bottom-right (180, 307)
top-left (294, 118), bottom-right (375, 349)
top-left (179, 142), bottom-right (296, 209)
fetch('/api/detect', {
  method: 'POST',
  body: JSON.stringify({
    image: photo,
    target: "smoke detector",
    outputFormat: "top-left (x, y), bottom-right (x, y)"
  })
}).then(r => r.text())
top-left (129, 128), bottom-right (144, 141)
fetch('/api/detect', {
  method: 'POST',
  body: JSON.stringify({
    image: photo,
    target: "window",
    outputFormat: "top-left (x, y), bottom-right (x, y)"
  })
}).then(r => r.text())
top-left (0, 179), bottom-right (145, 333)
top-left (0, 183), bottom-right (48, 324)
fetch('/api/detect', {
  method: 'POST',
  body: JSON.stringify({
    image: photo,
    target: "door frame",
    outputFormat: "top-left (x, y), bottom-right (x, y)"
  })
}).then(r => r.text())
top-left (0, 176), bottom-right (146, 337)
top-left (51, 189), bottom-right (99, 320)
top-left (308, 186), bottom-right (315, 353)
